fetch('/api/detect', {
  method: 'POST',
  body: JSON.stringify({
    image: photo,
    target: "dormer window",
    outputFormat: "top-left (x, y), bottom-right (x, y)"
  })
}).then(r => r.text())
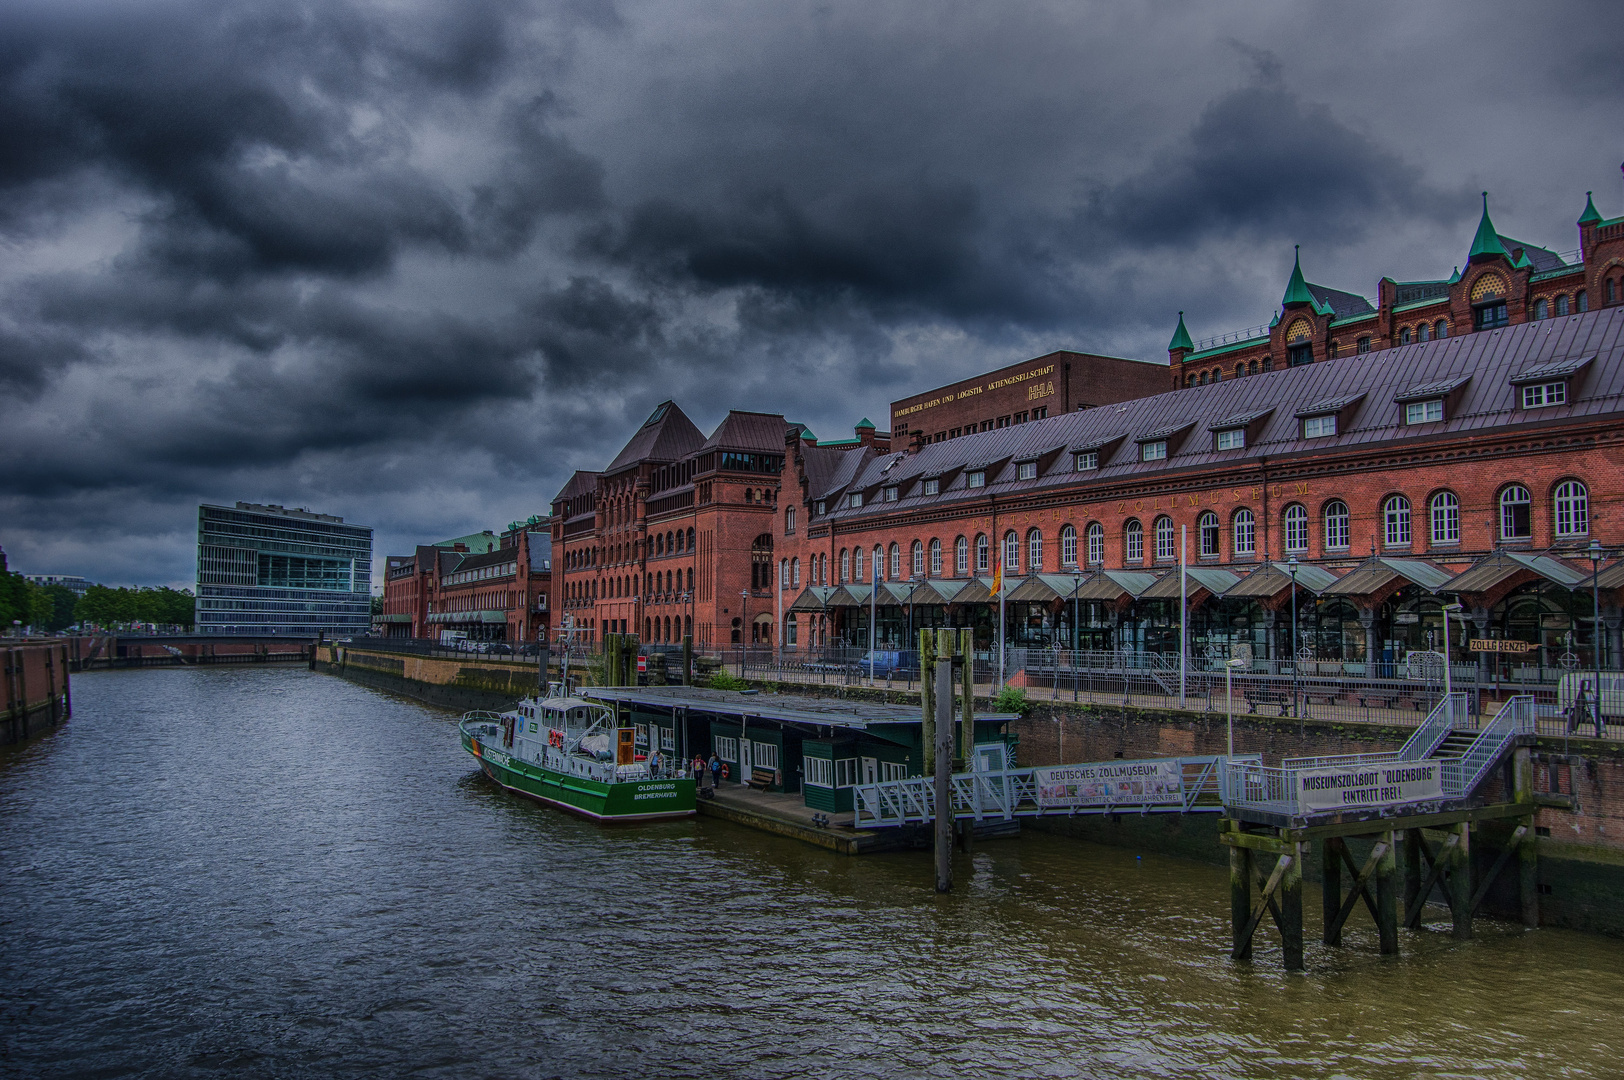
top-left (1141, 441), bottom-right (1167, 462)
top-left (815, 500), bottom-right (826, 516)
top-left (1405, 399), bottom-right (1444, 424)
top-left (1288, 343), bottom-right (1312, 367)
top-left (1303, 415), bottom-right (1337, 438)
top-left (848, 492), bottom-right (863, 509)
top-left (884, 486), bottom-right (898, 502)
top-left (966, 470), bottom-right (986, 489)
top-left (1215, 429), bottom-right (1244, 451)
top-left (1474, 302), bottom-right (1509, 330)
top-left (922, 478), bottom-right (940, 496)
top-left (1075, 451), bottom-right (1098, 471)
top-left (1522, 381), bottom-right (1567, 408)
top-left (1017, 461), bottom-right (1037, 481)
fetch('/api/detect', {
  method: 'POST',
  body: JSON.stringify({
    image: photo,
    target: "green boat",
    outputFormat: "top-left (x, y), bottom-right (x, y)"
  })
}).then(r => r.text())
top-left (459, 683), bottom-right (695, 821)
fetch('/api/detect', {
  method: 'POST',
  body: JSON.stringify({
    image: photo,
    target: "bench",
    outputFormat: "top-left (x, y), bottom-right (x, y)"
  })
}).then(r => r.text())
top-left (1243, 687), bottom-right (1291, 716)
top-left (745, 766), bottom-right (777, 792)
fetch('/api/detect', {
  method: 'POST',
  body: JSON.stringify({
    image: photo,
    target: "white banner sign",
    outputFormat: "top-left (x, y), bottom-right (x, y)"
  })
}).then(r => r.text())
top-left (1297, 762), bottom-right (1443, 812)
top-left (1034, 759), bottom-right (1184, 807)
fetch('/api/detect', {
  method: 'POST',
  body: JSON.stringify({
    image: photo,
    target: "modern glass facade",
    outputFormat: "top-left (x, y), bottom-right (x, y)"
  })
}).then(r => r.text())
top-left (195, 503), bottom-right (373, 635)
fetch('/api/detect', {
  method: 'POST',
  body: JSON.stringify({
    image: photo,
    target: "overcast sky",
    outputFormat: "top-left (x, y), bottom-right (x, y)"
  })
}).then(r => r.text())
top-left (2, 0), bottom-right (1621, 590)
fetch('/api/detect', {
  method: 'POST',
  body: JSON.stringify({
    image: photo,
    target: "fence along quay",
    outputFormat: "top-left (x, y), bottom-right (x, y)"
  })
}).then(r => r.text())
top-left (854, 691), bottom-right (1558, 970)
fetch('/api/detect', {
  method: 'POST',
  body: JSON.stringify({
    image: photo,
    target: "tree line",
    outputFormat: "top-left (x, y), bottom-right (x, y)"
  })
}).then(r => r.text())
top-left (0, 572), bottom-right (195, 633)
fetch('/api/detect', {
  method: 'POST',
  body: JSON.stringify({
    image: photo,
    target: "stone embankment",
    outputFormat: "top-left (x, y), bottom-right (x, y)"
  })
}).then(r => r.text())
top-left (2, 640), bottom-right (71, 745)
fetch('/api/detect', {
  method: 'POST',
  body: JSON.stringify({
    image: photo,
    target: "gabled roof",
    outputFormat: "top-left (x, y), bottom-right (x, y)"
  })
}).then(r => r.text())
top-left (1321, 556), bottom-right (1455, 597)
top-left (605, 401), bottom-right (704, 474)
top-left (1510, 354), bottom-right (1593, 384)
top-left (699, 411), bottom-right (790, 453)
top-left (1307, 283), bottom-right (1374, 320)
top-left (552, 469), bottom-right (601, 504)
top-left (1500, 237), bottom-right (1567, 273)
top-left (1393, 375), bottom-right (1470, 403)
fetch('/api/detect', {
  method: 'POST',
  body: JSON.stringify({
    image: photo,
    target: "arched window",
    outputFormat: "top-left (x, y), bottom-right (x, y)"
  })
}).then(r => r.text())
top-left (1323, 501), bottom-right (1350, 550)
top-left (1555, 480), bottom-right (1589, 537)
top-left (792, 558), bottom-right (801, 587)
top-left (1383, 495), bottom-right (1412, 546)
top-left (1534, 298), bottom-right (1549, 320)
top-left (779, 558), bottom-right (788, 589)
top-left (1231, 509), bottom-right (1256, 556)
top-left (1436, 320), bottom-right (1449, 339)
top-left (1418, 322), bottom-right (1430, 342)
top-left (1060, 525), bottom-right (1078, 567)
top-left (1003, 530), bottom-right (1020, 574)
top-left (911, 541), bottom-right (924, 578)
top-left (1027, 529), bottom-right (1043, 572)
top-left (975, 533), bottom-right (990, 573)
top-left (955, 536), bottom-right (969, 575)
top-left (1400, 327), bottom-right (1412, 345)
top-left (1577, 291), bottom-right (1589, 312)
top-left (1198, 512), bottom-right (1220, 557)
top-left (852, 546), bottom-right (865, 582)
top-left (1500, 486), bottom-right (1531, 540)
top-left (840, 549), bottom-right (850, 583)
top-left (1153, 516), bottom-right (1175, 561)
top-left (1199, 371), bottom-right (1208, 386)
top-left (1235, 363), bottom-right (1246, 379)
top-left (784, 508), bottom-right (795, 534)
top-left (655, 534), bottom-right (664, 555)
top-left (1085, 523), bottom-right (1105, 566)
top-left (1283, 503), bottom-right (1309, 553)
top-left (1124, 520), bottom-right (1144, 563)
top-left (1430, 492), bottom-right (1460, 544)
top-left (873, 546), bottom-right (885, 583)
top-left (929, 538), bottom-right (942, 576)
top-left (889, 542), bottom-right (902, 580)
top-left (1557, 294), bottom-right (1570, 316)
top-left (751, 534), bottom-right (773, 590)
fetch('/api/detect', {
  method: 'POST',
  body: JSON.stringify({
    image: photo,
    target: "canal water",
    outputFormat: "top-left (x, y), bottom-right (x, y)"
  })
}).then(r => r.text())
top-left (3, 668), bottom-right (1621, 1079)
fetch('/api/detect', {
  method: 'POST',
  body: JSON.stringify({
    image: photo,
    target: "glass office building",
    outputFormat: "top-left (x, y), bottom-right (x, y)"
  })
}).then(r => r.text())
top-left (195, 502), bottom-right (373, 635)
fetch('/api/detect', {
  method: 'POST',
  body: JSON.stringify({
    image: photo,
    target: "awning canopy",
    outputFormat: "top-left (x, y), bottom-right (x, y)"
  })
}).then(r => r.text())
top-left (787, 586), bottom-right (838, 613)
top-left (825, 584), bottom-right (872, 607)
top-left (1223, 561), bottom-right (1341, 599)
top-left (1066, 569), bottom-right (1159, 601)
top-left (376, 613), bottom-right (412, 623)
top-left (427, 610), bottom-right (507, 624)
top-left (1591, 560), bottom-right (1624, 591)
top-left (1006, 573), bottom-right (1097, 602)
top-left (1139, 567), bottom-right (1240, 600)
top-left (1320, 556), bottom-right (1455, 597)
top-left (1440, 550), bottom-right (1587, 594)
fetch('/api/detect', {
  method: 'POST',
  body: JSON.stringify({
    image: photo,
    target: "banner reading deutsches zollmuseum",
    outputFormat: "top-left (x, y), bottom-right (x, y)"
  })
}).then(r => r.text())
top-left (1034, 759), bottom-right (1183, 808)
top-left (1297, 762), bottom-right (1443, 812)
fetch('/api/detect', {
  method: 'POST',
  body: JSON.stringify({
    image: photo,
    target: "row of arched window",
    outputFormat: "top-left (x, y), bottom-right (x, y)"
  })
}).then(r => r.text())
top-left (807, 481), bottom-right (1590, 582)
top-left (1533, 292), bottom-right (1588, 320)
top-left (644, 615), bottom-right (694, 643)
top-left (653, 528), bottom-right (696, 557)
top-left (1398, 320), bottom-right (1451, 345)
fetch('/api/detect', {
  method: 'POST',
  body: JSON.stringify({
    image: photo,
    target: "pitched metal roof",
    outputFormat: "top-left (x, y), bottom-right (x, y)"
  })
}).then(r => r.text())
top-left (1320, 556), bottom-right (1455, 597)
top-left (605, 401), bottom-right (705, 473)
top-left (1139, 567), bottom-right (1241, 599)
top-left (1208, 408), bottom-right (1274, 431)
top-left (1223, 561), bottom-right (1341, 598)
top-left (812, 307), bottom-right (1624, 525)
top-left (1440, 551), bottom-right (1587, 593)
top-left (1510, 354), bottom-right (1593, 384)
top-left (1393, 376), bottom-right (1471, 403)
top-left (699, 411), bottom-right (792, 453)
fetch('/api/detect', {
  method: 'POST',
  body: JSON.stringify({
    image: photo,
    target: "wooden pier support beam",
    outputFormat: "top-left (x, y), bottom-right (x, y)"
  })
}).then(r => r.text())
top-left (1280, 841), bottom-right (1304, 971)
top-left (1229, 841), bottom-right (1253, 961)
top-left (1519, 814), bottom-right (1540, 929)
top-left (1403, 828), bottom-right (1421, 922)
top-left (1375, 831), bottom-right (1399, 955)
top-left (1449, 822), bottom-right (1473, 941)
top-left (1321, 838), bottom-right (1343, 946)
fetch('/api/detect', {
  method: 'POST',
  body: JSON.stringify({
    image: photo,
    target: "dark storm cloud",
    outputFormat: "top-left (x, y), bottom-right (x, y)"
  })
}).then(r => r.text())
top-left (0, 0), bottom-right (1615, 587)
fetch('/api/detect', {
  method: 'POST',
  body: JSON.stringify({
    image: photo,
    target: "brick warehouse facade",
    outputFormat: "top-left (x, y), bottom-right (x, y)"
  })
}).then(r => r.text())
top-left (890, 350), bottom-right (1167, 451)
top-left (1168, 190), bottom-right (1624, 390)
top-left (380, 520), bottom-right (551, 643)
top-left (776, 305), bottom-right (1624, 679)
top-left (549, 404), bottom-right (889, 649)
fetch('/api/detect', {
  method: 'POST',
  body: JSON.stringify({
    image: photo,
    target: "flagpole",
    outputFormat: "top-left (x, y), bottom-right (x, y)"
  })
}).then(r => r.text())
top-left (997, 556), bottom-right (1006, 687)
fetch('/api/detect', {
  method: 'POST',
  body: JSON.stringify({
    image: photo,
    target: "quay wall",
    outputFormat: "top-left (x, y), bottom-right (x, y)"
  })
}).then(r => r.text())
top-left (317, 643), bottom-right (542, 714)
top-left (2, 641), bottom-right (71, 745)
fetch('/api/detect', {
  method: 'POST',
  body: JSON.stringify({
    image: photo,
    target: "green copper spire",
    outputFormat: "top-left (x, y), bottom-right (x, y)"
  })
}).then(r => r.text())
top-left (1169, 311), bottom-right (1193, 352)
top-left (1579, 191), bottom-right (1602, 226)
top-left (1281, 246), bottom-right (1315, 307)
top-left (1468, 192), bottom-right (1508, 261)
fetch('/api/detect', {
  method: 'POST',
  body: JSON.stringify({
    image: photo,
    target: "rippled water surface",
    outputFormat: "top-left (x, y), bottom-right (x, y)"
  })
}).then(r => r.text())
top-left (3, 667), bottom-right (1622, 1078)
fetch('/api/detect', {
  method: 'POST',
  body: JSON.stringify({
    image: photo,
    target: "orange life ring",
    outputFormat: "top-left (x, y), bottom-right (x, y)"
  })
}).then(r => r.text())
top-left (721, 763), bottom-right (730, 780)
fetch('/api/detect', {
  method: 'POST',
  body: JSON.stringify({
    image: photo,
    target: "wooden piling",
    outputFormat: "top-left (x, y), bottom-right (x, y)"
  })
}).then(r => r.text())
top-left (1322, 838), bottom-right (1343, 946)
top-left (1519, 815), bottom-right (1540, 929)
top-left (1403, 828), bottom-right (1421, 921)
top-left (1449, 822), bottom-right (1473, 941)
top-left (1376, 830), bottom-right (1398, 955)
top-left (1281, 841), bottom-right (1304, 971)
top-left (681, 635), bottom-right (693, 687)
top-left (1229, 837), bottom-right (1253, 961)
top-left (919, 629), bottom-right (937, 775)
top-left (933, 657), bottom-right (954, 893)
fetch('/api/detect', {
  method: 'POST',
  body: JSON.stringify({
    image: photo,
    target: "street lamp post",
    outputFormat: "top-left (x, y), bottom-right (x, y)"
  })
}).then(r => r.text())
top-left (1071, 572), bottom-right (1082, 703)
top-left (739, 589), bottom-right (749, 678)
top-left (1590, 539), bottom-right (1605, 737)
top-left (1288, 555), bottom-right (1299, 717)
top-left (1225, 657), bottom-right (1248, 757)
top-left (1442, 601), bottom-right (1463, 706)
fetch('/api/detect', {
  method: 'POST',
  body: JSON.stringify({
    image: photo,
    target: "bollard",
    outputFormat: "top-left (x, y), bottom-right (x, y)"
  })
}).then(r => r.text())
top-left (934, 657), bottom-right (954, 893)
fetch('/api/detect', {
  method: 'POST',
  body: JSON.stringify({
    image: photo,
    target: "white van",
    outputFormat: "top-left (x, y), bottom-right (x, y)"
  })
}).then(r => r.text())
top-left (1556, 672), bottom-right (1624, 720)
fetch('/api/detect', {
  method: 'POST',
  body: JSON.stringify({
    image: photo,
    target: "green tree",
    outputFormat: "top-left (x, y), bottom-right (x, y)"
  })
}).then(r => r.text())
top-left (0, 571), bottom-right (32, 633)
top-left (40, 585), bottom-right (79, 632)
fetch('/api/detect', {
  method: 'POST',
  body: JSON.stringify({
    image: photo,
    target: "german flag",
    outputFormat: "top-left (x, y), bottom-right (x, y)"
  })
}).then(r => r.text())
top-left (991, 557), bottom-right (1002, 596)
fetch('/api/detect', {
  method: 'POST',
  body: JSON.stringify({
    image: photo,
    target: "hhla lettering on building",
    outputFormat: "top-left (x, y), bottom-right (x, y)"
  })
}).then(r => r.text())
top-left (893, 364), bottom-right (1057, 420)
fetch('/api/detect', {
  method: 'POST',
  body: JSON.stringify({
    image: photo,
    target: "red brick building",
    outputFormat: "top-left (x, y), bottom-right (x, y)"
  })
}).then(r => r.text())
top-left (891, 350), bottom-right (1167, 451)
top-left (550, 403), bottom-right (889, 649)
top-left (779, 301), bottom-right (1624, 679)
top-left (379, 521), bottom-right (551, 643)
top-left (1169, 190), bottom-right (1624, 390)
